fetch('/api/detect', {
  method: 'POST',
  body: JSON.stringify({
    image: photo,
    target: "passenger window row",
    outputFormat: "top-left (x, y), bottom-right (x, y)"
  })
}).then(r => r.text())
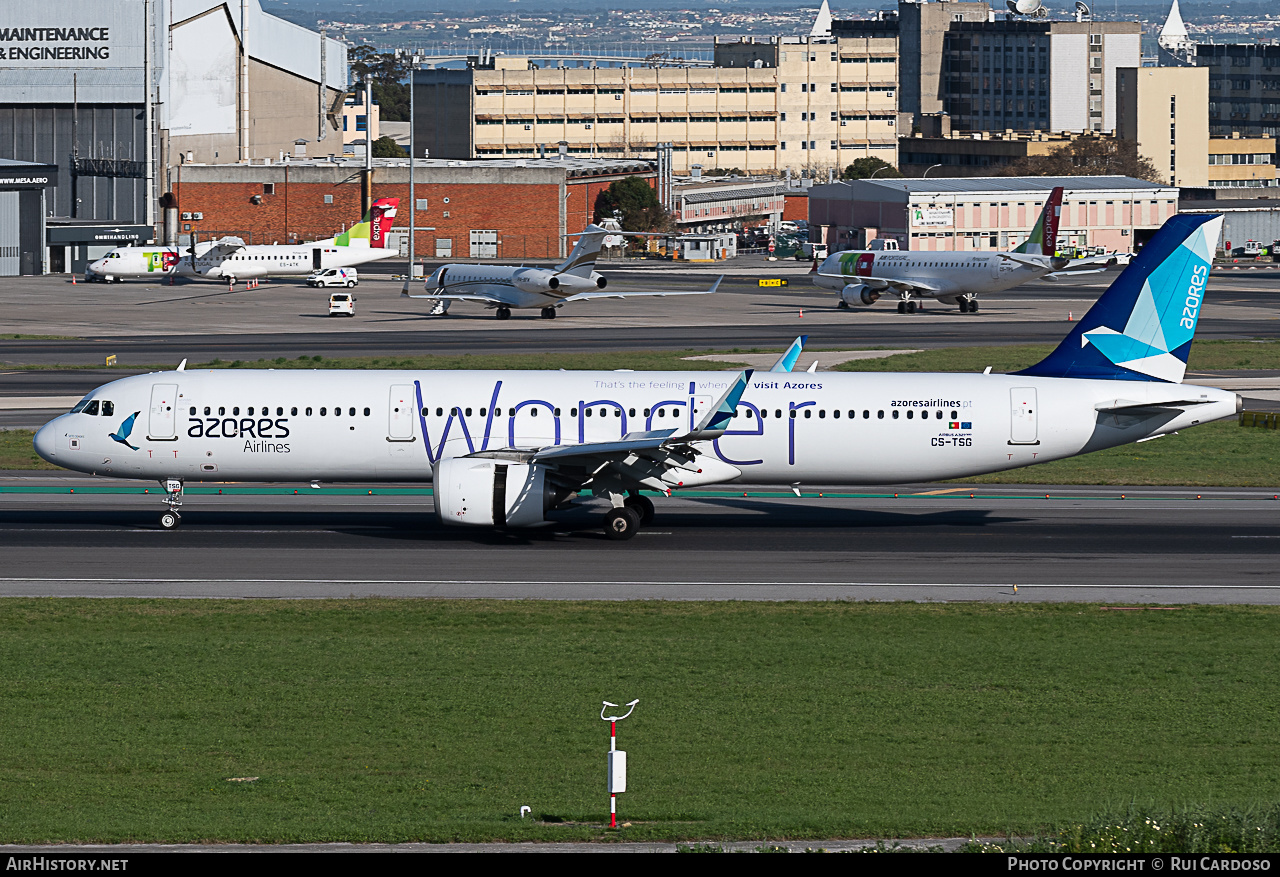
top-left (188, 406), bottom-right (372, 417)
top-left (421, 406), bottom-right (686, 418)
top-left (417, 405), bottom-right (962, 423)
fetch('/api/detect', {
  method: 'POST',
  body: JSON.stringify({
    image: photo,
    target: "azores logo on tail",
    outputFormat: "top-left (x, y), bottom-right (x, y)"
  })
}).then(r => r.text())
top-left (1018, 214), bottom-right (1223, 383)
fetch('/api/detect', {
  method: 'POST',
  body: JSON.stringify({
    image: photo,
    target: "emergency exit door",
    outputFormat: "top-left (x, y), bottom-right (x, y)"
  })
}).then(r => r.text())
top-left (388, 384), bottom-right (416, 441)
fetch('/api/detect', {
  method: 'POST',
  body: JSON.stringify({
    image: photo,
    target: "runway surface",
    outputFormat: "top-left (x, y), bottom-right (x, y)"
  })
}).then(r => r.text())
top-left (1, 476), bottom-right (1276, 604)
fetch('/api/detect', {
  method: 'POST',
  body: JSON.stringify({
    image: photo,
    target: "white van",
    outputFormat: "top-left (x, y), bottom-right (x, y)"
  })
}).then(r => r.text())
top-left (328, 292), bottom-right (356, 317)
top-left (308, 267), bottom-right (358, 288)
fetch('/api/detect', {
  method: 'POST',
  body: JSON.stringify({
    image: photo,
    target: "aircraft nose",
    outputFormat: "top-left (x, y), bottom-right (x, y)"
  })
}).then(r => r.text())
top-left (33, 419), bottom-right (59, 461)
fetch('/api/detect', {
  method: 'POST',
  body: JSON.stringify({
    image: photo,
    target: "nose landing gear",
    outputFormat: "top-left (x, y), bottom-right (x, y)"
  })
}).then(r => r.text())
top-left (159, 478), bottom-right (183, 529)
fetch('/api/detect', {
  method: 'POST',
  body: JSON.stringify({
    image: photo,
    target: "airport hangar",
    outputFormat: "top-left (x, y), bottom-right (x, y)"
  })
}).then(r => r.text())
top-left (808, 175), bottom-right (1179, 253)
top-left (0, 0), bottom-right (347, 276)
top-left (172, 156), bottom-right (658, 260)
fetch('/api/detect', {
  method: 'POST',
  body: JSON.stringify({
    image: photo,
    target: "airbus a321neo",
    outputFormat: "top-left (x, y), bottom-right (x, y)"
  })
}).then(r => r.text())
top-left (37, 213), bottom-right (1233, 540)
top-left (86, 199), bottom-right (400, 285)
top-left (814, 186), bottom-right (1113, 314)
top-left (403, 224), bottom-right (720, 320)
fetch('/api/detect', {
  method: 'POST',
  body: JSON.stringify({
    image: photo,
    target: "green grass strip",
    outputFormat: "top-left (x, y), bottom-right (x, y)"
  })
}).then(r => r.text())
top-left (10, 339), bottom-right (1280, 373)
top-left (0, 600), bottom-right (1278, 843)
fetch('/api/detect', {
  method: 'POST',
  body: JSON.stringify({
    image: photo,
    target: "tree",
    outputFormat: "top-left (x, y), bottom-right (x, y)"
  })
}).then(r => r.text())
top-left (998, 136), bottom-right (1163, 183)
top-left (592, 176), bottom-right (671, 232)
top-left (371, 136), bottom-right (405, 158)
top-left (840, 157), bottom-right (902, 180)
top-left (348, 47), bottom-right (412, 123)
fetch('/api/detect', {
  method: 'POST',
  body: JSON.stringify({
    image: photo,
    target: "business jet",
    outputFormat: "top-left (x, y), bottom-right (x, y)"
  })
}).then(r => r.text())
top-left (403, 224), bottom-right (719, 320)
top-left (814, 186), bottom-right (1112, 314)
top-left (35, 213), bottom-right (1234, 540)
top-left (85, 199), bottom-right (400, 284)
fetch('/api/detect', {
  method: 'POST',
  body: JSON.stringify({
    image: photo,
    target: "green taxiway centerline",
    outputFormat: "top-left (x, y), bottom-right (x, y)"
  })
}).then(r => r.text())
top-left (0, 486), bottom-right (1273, 501)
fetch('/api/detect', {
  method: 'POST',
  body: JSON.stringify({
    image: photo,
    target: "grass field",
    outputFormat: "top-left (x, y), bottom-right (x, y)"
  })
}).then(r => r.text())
top-left (8, 339), bottom-right (1280, 374)
top-left (0, 599), bottom-right (1277, 844)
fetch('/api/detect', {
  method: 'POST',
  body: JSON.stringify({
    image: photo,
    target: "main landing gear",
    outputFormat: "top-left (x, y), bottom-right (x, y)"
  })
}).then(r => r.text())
top-left (159, 478), bottom-right (183, 529)
top-left (540, 306), bottom-right (557, 320)
top-left (600, 490), bottom-right (657, 541)
top-left (958, 295), bottom-right (979, 314)
top-left (896, 294), bottom-right (922, 315)
top-left (495, 306), bottom-right (511, 320)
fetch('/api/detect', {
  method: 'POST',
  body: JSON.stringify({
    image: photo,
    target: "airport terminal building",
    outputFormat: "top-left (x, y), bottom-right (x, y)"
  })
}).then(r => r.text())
top-left (0, 0), bottom-right (347, 275)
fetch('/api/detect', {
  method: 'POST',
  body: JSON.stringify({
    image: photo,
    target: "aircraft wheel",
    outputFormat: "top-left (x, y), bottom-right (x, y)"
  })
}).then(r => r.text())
top-left (958, 299), bottom-right (969, 313)
top-left (624, 494), bottom-right (655, 525)
top-left (836, 300), bottom-right (849, 310)
top-left (159, 512), bottom-right (181, 530)
top-left (496, 307), bottom-right (511, 321)
top-left (969, 300), bottom-right (980, 314)
top-left (604, 507), bottom-right (641, 541)
top-left (906, 300), bottom-right (917, 314)
top-left (897, 301), bottom-right (907, 314)
top-left (541, 306), bottom-right (557, 320)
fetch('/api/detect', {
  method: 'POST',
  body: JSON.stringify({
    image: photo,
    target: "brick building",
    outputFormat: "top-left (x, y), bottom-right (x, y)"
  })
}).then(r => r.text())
top-left (172, 156), bottom-right (655, 260)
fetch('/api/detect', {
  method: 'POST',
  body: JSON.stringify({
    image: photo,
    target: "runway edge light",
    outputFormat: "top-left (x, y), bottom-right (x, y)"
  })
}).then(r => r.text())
top-left (601, 698), bottom-right (639, 828)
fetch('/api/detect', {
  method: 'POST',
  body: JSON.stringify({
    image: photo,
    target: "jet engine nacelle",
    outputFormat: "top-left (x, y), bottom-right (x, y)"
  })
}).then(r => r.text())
top-left (512, 268), bottom-right (560, 294)
top-left (432, 458), bottom-right (570, 528)
top-left (592, 272), bottom-right (607, 289)
top-left (841, 284), bottom-right (881, 306)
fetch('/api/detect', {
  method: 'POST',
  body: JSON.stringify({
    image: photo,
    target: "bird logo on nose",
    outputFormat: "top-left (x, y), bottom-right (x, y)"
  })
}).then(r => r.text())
top-left (109, 412), bottom-right (141, 451)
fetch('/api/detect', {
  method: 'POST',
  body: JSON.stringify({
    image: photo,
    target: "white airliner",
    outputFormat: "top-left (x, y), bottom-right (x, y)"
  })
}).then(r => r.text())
top-left (35, 214), bottom-right (1234, 540)
top-left (814, 186), bottom-right (1111, 314)
top-left (85, 199), bottom-right (400, 284)
top-left (403, 224), bottom-right (719, 320)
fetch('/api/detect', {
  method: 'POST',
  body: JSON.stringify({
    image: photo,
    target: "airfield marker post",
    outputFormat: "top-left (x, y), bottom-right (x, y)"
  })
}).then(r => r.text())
top-left (601, 699), bottom-right (638, 828)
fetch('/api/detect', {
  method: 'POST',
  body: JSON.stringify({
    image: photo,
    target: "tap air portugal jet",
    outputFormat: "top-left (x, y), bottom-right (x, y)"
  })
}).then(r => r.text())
top-left (814, 186), bottom-right (1115, 314)
top-left (37, 214), bottom-right (1234, 540)
top-left (403, 224), bottom-right (719, 320)
top-left (85, 199), bottom-right (400, 284)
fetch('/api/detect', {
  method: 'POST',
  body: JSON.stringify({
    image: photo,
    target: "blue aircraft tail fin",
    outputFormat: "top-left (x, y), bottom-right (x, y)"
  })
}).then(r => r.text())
top-left (1016, 213), bottom-right (1222, 384)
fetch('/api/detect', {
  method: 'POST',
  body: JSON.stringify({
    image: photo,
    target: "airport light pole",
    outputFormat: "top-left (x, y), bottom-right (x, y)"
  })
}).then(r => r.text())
top-left (409, 55), bottom-right (418, 280)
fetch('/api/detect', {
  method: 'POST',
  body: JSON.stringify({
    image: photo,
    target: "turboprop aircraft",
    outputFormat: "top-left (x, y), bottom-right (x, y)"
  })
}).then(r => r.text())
top-left (814, 186), bottom-right (1112, 314)
top-left (85, 199), bottom-right (400, 284)
top-left (403, 224), bottom-right (720, 320)
top-left (35, 213), bottom-right (1235, 540)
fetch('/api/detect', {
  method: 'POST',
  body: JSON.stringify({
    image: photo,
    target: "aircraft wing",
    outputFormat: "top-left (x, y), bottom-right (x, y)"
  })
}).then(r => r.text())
top-left (204, 236), bottom-right (248, 253)
top-left (561, 276), bottom-right (722, 302)
top-left (459, 370), bottom-right (754, 494)
top-left (815, 272), bottom-right (943, 294)
top-left (401, 291), bottom-right (515, 305)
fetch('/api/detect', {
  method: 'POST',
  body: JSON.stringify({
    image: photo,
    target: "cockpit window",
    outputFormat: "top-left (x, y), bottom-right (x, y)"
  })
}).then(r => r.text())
top-left (82, 400), bottom-right (100, 415)
top-left (101, 401), bottom-right (114, 417)
top-left (70, 398), bottom-right (92, 413)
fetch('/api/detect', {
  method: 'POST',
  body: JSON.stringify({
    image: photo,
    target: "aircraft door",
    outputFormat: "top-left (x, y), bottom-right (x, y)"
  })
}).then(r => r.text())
top-left (149, 383), bottom-right (179, 440)
top-left (312, 248), bottom-right (322, 270)
top-left (388, 384), bottom-right (416, 441)
top-left (1009, 388), bottom-right (1039, 445)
